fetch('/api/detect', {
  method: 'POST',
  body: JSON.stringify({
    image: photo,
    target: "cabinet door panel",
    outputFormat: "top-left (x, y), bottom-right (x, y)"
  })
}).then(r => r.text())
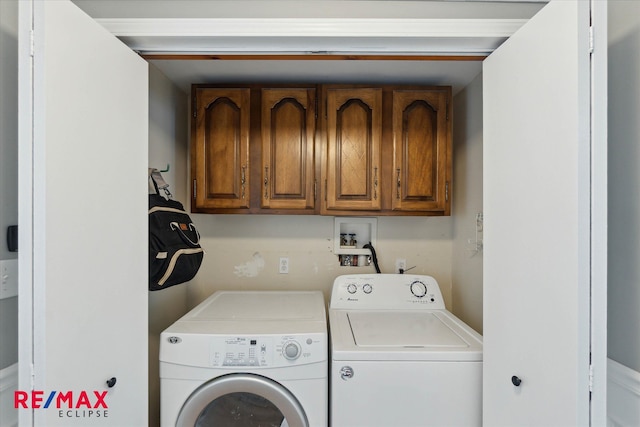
top-left (262, 88), bottom-right (316, 210)
top-left (326, 88), bottom-right (382, 211)
top-left (392, 89), bottom-right (450, 212)
top-left (193, 88), bottom-right (250, 209)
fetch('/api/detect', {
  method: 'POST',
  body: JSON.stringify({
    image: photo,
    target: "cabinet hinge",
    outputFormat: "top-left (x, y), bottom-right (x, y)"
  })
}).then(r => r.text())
top-left (192, 97), bottom-right (197, 118)
top-left (446, 100), bottom-right (450, 121)
top-left (589, 26), bottom-right (594, 54)
top-left (193, 180), bottom-right (197, 199)
top-left (324, 179), bottom-right (327, 201)
top-left (589, 364), bottom-right (594, 392)
top-left (445, 181), bottom-right (449, 202)
top-left (314, 179), bottom-right (317, 201)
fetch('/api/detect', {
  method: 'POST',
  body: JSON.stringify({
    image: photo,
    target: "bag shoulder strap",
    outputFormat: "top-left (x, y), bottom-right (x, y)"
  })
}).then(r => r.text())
top-left (149, 168), bottom-right (173, 199)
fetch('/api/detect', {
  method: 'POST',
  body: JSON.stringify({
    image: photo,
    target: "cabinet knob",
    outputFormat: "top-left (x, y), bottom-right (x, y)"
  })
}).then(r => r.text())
top-left (106, 377), bottom-right (117, 388)
top-left (511, 375), bottom-right (522, 387)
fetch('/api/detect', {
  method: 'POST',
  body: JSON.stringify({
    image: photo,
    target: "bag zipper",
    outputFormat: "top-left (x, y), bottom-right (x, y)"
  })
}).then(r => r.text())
top-left (157, 248), bottom-right (204, 286)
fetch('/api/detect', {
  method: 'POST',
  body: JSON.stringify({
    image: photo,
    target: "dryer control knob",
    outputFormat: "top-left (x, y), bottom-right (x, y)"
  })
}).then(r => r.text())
top-left (283, 341), bottom-right (301, 360)
top-left (347, 284), bottom-right (357, 294)
top-left (362, 284), bottom-right (373, 294)
top-left (410, 280), bottom-right (428, 298)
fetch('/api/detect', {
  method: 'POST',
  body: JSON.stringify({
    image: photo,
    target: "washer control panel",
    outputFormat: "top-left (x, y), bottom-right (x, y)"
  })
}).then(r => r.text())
top-left (330, 274), bottom-right (446, 310)
top-left (209, 334), bottom-right (325, 368)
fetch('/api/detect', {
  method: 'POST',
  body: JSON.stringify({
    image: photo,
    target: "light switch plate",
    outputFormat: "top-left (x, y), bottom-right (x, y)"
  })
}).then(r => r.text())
top-left (0, 259), bottom-right (18, 299)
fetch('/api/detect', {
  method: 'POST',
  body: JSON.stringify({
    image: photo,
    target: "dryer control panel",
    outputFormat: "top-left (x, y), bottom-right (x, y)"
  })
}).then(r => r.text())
top-left (209, 334), bottom-right (325, 368)
top-left (330, 274), bottom-right (446, 310)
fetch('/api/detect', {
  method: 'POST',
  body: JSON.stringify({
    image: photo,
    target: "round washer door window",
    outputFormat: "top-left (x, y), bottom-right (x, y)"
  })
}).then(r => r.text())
top-left (176, 373), bottom-right (308, 427)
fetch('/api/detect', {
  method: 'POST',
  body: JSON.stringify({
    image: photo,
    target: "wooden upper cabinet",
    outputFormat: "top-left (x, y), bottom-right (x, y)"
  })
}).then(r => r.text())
top-left (325, 88), bottom-right (382, 211)
top-left (391, 88), bottom-right (451, 214)
top-left (191, 84), bottom-right (451, 216)
top-left (192, 88), bottom-right (250, 210)
top-left (261, 88), bottom-right (316, 210)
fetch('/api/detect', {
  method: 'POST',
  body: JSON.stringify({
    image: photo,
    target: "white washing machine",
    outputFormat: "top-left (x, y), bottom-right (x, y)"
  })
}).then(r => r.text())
top-left (329, 274), bottom-right (482, 427)
top-left (160, 290), bottom-right (327, 427)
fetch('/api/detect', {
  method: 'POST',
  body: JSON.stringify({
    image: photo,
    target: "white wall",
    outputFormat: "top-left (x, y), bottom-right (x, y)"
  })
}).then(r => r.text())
top-left (608, 1), bottom-right (640, 374)
top-left (451, 73), bottom-right (483, 334)
top-left (147, 64), bottom-right (190, 427)
top-left (0, 0), bottom-right (19, 371)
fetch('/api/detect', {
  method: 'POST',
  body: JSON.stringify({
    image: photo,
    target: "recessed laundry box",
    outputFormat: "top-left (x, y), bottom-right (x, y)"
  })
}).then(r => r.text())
top-left (160, 290), bottom-right (328, 427)
top-left (329, 274), bottom-right (483, 427)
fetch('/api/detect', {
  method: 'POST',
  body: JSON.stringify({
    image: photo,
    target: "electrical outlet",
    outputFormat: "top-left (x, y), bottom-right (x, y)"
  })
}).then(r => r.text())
top-left (279, 257), bottom-right (289, 274)
top-left (395, 258), bottom-right (406, 274)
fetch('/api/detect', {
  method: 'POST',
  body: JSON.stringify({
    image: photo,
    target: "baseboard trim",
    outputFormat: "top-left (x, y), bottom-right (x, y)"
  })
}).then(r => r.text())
top-left (608, 358), bottom-right (640, 427)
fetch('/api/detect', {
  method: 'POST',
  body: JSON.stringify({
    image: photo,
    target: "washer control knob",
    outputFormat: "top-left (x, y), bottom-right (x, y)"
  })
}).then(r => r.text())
top-left (410, 280), bottom-right (428, 298)
top-left (347, 284), bottom-right (357, 294)
top-left (283, 341), bottom-right (301, 360)
top-left (362, 283), bottom-right (373, 294)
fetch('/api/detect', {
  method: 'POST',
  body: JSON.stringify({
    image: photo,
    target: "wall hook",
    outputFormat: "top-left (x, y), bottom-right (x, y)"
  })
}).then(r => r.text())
top-left (160, 164), bottom-right (170, 172)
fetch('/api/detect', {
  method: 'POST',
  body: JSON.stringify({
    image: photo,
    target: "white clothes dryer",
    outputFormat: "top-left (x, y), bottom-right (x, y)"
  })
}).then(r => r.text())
top-left (160, 291), bottom-right (327, 427)
top-left (329, 274), bottom-right (482, 427)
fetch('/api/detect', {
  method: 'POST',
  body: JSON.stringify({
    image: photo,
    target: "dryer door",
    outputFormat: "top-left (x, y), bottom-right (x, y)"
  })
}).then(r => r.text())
top-left (176, 373), bottom-right (308, 427)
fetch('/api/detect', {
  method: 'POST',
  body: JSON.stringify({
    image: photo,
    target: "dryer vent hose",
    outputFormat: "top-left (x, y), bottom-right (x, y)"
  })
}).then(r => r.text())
top-left (363, 242), bottom-right (381, 273)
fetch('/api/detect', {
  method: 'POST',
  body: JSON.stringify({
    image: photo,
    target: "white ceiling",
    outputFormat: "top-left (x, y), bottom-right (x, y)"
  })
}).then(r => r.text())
top-left (145, 59), bottom-right (483, 94)
top-left (73, 1), bottom-right (546, 94)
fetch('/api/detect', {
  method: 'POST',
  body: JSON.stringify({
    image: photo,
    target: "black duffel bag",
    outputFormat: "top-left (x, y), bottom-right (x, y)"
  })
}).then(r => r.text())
top-left (148, 169), bottom-right (204, 291)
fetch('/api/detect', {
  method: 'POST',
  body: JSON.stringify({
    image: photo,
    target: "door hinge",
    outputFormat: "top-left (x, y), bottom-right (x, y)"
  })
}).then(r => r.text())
top-left (589, 26), bottom-right (594, 54)
top-left (193, 180), bottom-right (197, 199)
top-left (30, 29), bottom-right (35, 57)
top-left (446, 100), bottom-right (450, 121)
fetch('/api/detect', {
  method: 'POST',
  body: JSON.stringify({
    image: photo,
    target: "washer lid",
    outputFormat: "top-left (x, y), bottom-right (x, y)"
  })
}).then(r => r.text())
top-left (348, 312), bottom-right (468, 348)
top-left (185, 291), bottom-right (325, 322)
top-left (330, 309), bottom-right (482, 361)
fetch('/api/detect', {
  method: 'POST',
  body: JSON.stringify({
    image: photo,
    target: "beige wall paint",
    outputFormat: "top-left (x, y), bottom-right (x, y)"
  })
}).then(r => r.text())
top-left (148, 64), bottom-right (189, 427)
top-left (187, 215), bottom-right (453, 310)
top-left (451, 73), bottom-right (484, 334)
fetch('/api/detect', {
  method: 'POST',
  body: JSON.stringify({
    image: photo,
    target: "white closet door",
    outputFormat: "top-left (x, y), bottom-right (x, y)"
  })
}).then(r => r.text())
top-left (19, 1), bottom-right (148, 425)
top-left (483, 1), bottom-right (597, 425)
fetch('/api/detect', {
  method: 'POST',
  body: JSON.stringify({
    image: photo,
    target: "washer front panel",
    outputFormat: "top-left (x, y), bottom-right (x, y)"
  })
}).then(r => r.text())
top-left (330, 360), bottom-right (481, 427)
top-left (209, 334), bottom-right (325, 368)
top-left (177, 373), bottom-right (308, 427)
